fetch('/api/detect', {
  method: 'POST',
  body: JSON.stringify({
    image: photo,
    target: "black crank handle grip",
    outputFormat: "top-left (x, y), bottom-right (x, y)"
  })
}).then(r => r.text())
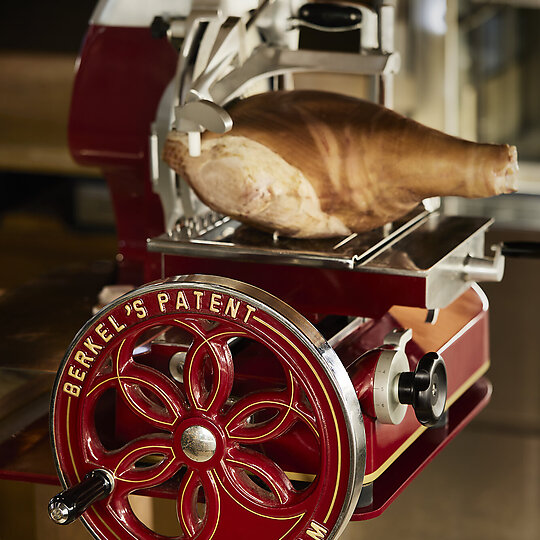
top-left (48, 470), bottom-right (113, 525)
top-left (500, 242), bottom-right (540, 259)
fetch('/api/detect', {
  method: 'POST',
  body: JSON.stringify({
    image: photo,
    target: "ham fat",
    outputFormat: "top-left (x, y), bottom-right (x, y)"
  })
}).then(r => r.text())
top-left (163, 90), bottom-right (518, 238)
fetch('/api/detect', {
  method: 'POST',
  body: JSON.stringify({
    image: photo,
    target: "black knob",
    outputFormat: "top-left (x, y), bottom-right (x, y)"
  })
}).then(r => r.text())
top-left (297, 3), bottom-right (363, 29)
top-left (398, 352), bottom-right (447, 427)
top-left (151, 16), bottom-right (170, 39)
top-left (48, 470), bottom-right (113, 525)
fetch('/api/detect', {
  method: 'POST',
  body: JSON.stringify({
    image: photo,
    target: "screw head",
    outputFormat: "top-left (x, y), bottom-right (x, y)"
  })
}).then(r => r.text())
top-left (169, 351), bottom-right (187, 382)
top-left (49, 502), bottom-right (70, 524)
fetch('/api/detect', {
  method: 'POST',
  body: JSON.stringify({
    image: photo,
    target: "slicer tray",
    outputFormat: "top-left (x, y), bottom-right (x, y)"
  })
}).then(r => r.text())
top-left (148, 207), bottom-right (431, 270)
top-left (148, 208), bottom-right (491, 275)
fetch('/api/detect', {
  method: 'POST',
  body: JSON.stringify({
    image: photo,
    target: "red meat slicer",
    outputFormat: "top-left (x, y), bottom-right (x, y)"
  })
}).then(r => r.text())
top-left (47, 1), bottom-right (506, 539)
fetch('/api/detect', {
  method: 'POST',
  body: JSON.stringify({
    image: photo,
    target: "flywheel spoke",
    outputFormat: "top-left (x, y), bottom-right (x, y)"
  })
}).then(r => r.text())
top-left (95, 434), bottom-right (180, 496)
top-left (224, 371), bottom-right (318, 444)
top-left (182, 329), bottom-right (240, 414)
top-left (224, 446), bottom-right (300, 507)
top-left (177, 468), bottom-right (220, 540)
top-left (111, 339), bottom-right (187, 430)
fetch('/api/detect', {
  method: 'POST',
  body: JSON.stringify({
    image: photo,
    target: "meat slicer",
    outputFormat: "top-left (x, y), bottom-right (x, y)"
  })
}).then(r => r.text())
top-left (47, 1), bottom-right (505, 539)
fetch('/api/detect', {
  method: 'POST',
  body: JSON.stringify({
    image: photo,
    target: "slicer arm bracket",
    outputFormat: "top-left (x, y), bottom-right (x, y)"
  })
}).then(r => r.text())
top-left (208, 47), bottom-right (400, 105)
top-left (175, 99), bottom-right (232, 134)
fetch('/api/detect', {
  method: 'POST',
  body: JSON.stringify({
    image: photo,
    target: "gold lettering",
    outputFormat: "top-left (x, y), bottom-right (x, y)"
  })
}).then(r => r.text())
top-left (305, 522), bottom-right (328, 540)
top-left (157, 292), bottom-right (169, 312)
top-left (243, 305), bottom-right (256, 323)
top-left (108, 315), bottom-right (126, 332)
top-left (96, 323), bottom-right (113, 343)
top-left (84, 336), bottom-right (103, 355)
top-left (74, 351), bottom-right (93, 369)
top-left (68, 366), bottom-right (86, 382)
top-left (133, 299), bottom-right (147, 319)
top-left (209, 293), bottom-right (222, 313)
top-left (193, 291), bottom-right (203, 310)
top-left (224, 298), bottom-right (240, 318)
top-left (176, 291), bottom-right (190, 310)
top-left (63, 382), bottom-right (81, 397)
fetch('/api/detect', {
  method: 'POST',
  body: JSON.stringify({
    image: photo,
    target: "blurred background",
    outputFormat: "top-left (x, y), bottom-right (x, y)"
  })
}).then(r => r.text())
top-left (0, 1), bottom-right (538, 539)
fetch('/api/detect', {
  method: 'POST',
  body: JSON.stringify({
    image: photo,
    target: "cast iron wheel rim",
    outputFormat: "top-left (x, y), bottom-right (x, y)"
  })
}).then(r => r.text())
top-left (50, 275), bottom-right (365, 540)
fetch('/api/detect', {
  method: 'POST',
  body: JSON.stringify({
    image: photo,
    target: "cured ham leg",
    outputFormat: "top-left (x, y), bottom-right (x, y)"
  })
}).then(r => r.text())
top-left (163, 90), bottom-right (518, 238)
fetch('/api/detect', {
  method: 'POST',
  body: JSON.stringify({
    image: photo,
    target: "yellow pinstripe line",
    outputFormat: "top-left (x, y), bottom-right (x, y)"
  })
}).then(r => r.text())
top-left (179, 470), bottom-right (194, 534)
top-left (90, 508), bottom-right (122, 540)
top-left (208, 469), bottom-right (221, 540)
top-left (180, 469), bottom-right (221, 540)
top-left (188, 330), bottom-right (244, 411)
top-left (89, 374), bottom-right (176, 428)
top-left (113, 445), bottom-right (176, 484)
top-left (225, 458), bottom-right (284, 503)
top-left (173, 318), bottom-right (204, 410)
top-left (225, 399), bottom-right (319, 440)
top-left (87, 376), bottom-right (115, 396)
top-left (225, 371), bottom-right (296, 441)
top-left (66, 397), bottom-right (81, 483)
top-left (279, 515), bottom-right (305, 540)
top-left (111, 340), bottom-right (177, 427)
top-left (210, 470), bottom-right (303, 523)
top-left (173, 319), bottom-right (246, 412)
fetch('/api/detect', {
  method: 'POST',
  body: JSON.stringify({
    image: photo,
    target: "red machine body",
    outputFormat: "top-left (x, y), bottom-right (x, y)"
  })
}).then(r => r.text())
top-left (69, 25), bottom-right (172, 286)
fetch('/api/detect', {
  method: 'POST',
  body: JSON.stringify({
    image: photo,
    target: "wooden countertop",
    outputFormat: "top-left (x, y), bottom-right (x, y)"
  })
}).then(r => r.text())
top-left (0, 52), bottom-right (99, 176)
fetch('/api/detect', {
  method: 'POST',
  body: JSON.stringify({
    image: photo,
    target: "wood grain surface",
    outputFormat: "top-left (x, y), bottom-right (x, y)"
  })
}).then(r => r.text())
top-left (0, 53), bottom-right (99, 176)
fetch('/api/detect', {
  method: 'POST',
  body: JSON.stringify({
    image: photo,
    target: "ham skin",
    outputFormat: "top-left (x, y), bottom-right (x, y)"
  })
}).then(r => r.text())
top-left (163, 90), bottom-right (518, 238)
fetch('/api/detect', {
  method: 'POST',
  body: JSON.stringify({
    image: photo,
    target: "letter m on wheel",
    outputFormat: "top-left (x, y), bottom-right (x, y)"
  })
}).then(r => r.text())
top-left (305, 521), bottom-right (328, 540)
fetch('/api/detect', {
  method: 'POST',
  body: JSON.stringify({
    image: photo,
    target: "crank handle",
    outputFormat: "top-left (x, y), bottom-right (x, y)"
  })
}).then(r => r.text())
top-left (48, 469), bottom-right (114, 525)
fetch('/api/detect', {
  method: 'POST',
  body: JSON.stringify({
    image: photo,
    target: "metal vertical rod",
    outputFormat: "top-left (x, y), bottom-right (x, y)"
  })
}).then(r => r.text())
top-left (379, 3), bottom-right (396, 108)
top-left (444, 0), bottom-right (460, 136)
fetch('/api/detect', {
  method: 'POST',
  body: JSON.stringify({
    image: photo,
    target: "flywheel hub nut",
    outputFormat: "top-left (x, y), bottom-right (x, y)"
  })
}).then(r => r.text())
top-left (181, 425), bottom-right (217, 462)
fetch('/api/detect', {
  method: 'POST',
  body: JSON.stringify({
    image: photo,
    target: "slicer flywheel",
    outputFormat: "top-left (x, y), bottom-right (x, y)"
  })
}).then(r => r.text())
top-left (49, 275), bottom-right (365, 540)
